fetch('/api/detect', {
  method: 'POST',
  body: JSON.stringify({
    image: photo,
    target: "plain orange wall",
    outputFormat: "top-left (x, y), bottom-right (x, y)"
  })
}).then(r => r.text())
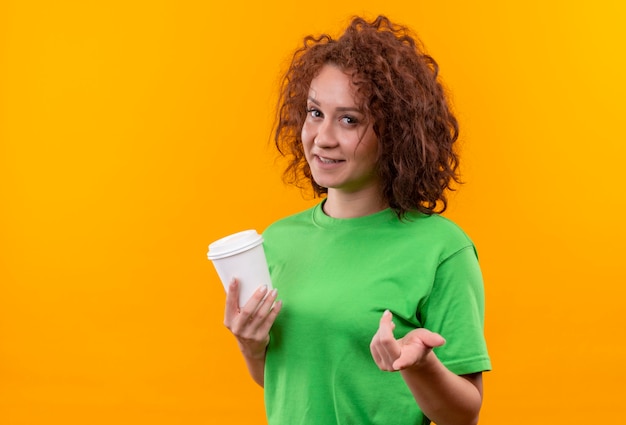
top-left (1, 1), bottom-right (625, 424)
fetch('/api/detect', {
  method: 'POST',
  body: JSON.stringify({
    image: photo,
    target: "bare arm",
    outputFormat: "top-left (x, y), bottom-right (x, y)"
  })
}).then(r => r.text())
top-left (223, 279), bottom-right (282, 387)
top-left (370, 310), bottom-right (483, 425)
top-left (400, 358), bottom-right (483, 425)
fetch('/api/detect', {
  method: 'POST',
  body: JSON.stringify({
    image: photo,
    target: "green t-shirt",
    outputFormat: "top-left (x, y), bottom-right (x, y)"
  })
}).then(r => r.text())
top-left (262, 202), bottom-right (491, 425)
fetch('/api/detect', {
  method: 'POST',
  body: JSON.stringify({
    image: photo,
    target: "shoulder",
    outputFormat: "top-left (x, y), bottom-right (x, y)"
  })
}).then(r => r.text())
top-left (403, 212), bottom-right (473, 243)
top-left (400, 212), bottom-right (477, 261)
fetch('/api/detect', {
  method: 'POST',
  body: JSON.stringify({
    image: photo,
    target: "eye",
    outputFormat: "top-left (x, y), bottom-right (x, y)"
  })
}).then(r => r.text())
top-left (306, 107), bottom-right (322, 118)
top-left (341, 115), bottom-right (359, 125)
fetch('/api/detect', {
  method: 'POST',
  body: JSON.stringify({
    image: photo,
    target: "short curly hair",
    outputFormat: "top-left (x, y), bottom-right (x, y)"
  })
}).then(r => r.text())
top-left (274, 15), bottom-right (461, 217)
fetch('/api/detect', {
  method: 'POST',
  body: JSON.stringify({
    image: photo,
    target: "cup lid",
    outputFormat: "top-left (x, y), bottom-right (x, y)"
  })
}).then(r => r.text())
top-left (207, 229), bottom-right (263, 260)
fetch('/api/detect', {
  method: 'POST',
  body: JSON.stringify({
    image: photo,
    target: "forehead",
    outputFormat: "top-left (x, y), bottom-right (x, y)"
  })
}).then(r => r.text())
top-left (308, 64), bottom-right (360, 105)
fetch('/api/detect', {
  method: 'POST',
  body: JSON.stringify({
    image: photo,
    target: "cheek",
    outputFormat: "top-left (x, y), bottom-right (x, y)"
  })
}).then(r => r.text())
top-left (357, 136), bottom-right (380, 165)
top-left (301, 123), bottom-right (314, 148)
top-left (301, 120), bottom-right (310, 136)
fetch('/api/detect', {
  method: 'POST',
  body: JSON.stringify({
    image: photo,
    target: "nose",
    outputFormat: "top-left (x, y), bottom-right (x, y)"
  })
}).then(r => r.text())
top-left (313, 120), bottom-right (338, 149)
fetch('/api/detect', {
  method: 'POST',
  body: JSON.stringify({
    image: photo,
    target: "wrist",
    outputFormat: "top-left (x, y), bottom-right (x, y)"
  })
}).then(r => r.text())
top-left (238, 339), bottom-right (269, 360)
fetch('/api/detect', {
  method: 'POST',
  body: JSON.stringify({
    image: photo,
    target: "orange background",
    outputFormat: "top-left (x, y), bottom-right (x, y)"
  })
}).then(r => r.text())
top-left (1, 1), bottom-right (625, 423)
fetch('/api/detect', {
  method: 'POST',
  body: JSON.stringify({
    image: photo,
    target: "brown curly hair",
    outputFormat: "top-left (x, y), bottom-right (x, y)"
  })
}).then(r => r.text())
top-left (274, 15), bottom-right (461, 217)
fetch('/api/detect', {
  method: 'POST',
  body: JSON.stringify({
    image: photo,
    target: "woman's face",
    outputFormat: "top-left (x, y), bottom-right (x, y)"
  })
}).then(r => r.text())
top-left (301, 64), bottom-right (380, 195)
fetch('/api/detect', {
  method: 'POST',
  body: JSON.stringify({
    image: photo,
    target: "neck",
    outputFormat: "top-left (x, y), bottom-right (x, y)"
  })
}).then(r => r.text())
top-left (323, 188), bottom-right (388, 218)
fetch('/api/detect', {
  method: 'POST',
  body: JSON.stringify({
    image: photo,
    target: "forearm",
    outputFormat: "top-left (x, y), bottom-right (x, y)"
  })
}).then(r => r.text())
top-left (238, 343), bottom-right (267, 387)
top-left (242, 355), bottom-right (265, 387)
top-left (400, 352), bottom-right (482, 425)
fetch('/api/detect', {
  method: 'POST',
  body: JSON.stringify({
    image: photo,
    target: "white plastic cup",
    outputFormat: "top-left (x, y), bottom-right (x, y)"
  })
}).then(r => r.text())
top-left (207, 230), bottom-right (273, 308)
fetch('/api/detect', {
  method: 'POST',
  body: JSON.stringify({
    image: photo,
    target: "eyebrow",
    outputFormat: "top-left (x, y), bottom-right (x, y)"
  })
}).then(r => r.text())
top-left (307, 97), bottom-right (362, 113)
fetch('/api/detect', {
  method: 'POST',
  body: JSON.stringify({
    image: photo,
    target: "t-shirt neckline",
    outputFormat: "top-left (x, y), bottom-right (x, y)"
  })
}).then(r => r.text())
top-left (311, 200), bottom-right (396, 229)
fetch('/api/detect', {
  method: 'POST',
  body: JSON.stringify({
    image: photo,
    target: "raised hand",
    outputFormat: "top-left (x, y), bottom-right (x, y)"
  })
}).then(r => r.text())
top-left (370, 310), bottom-right (445, 371)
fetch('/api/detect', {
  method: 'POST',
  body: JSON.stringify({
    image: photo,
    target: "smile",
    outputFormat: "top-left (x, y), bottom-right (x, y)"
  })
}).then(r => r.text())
top-left (316, 155), bottom-right (343, 164)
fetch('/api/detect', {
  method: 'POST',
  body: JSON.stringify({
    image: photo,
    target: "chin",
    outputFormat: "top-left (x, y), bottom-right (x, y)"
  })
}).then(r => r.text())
top-left (313, 181), bottom-right (333, 190)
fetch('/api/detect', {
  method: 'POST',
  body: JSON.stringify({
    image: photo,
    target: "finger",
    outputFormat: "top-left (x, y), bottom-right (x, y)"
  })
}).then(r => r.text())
top-left (255, 297), bottom-right (283, 336)
top-left (419, 330), bottom-right (446, 349)
top-left (238, 284), bottom-right (269, 322)
top-left (405, 328), bottom-right (446, 349)
top-left (248, 288), bottom-right (278, 331)
top-left (378, 310), bottom-right (395, 339)
top-left (391, 342), bottom-right (437, 371)
top-left (370, 331), bottom-right (383, 366)
top-left (371, 311), bottom-right (400, 370)
top-left (370, 339), bottom-right (389, 371)
top-left (391, 330), bottom-right (445, 370)
top-left (223, 278), bottom-right (241, 327)
top-left (377, 310), bottom-right (400, 365)
top-left (253, 288), bottom-right (279, 321)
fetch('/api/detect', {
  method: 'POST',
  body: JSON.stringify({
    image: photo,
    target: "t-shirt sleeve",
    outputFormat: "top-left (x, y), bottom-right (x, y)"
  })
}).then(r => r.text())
top-left (420, 245), bottom-right (492, 375)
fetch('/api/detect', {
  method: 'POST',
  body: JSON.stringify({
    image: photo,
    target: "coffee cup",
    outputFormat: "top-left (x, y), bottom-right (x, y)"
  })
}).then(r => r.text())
top-left (207, 229), bottom-right (273, 307)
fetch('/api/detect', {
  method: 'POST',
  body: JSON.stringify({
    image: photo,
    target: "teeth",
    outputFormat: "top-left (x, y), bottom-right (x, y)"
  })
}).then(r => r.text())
top-left (319, 157), bottom-right (339, 164)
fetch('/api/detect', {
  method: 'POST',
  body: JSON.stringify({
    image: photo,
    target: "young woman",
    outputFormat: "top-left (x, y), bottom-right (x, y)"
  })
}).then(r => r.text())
top-left (223, 15), bottom-right (491, 425)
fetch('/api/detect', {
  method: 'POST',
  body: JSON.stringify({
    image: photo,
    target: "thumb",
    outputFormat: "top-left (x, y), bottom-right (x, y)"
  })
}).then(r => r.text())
top-left (224, 278), bottom-right (240, 321)
top-left (417, 328), bottom-right (446, 349)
